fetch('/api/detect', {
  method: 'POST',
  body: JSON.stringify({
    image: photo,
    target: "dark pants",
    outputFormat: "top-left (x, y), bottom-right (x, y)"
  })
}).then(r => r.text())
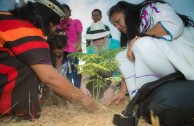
top-left (64, 52), bottom-right (81, 88)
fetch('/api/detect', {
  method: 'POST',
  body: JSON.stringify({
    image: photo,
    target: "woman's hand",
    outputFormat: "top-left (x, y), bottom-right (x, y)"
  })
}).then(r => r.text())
top-left (107, 91), bottom-right (126, 106)
top-left (127, 36), bottom-right (139, 60)
top-left (80, 94), bottom-right (98, 112)
top-left (103, 85), bottom-right (116, 105)
top-left (107, 80), bottom-right (127, 105)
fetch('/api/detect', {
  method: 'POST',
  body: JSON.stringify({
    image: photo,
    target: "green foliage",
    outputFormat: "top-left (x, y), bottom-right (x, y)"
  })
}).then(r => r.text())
top-left (69, 48), bottom-right (124, 99)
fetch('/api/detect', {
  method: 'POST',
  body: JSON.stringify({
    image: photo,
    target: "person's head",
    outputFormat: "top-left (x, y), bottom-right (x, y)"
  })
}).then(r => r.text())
top-left (48, 31), bottom-right (67, 57)
top-left (92, 9), bottom-right (102, 23)
top-left (108, 0), bottom-right (165, 40)
top-left (10, 0), bottom-right (64, 36)
top-left (108, 1), bottom-right (142, 40)
top-left (85, 21), bottom-right (110, 47)
top-left (48, 30), bottom-right (67, 67)
top-left (62, 4), bottom-right (71, 20)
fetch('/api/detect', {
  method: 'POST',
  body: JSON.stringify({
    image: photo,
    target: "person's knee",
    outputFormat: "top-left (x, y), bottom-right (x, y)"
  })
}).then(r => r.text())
top-left (116, 50), bottom-right (127, 61)
top-left (133, 37), bottom-right (154, 56)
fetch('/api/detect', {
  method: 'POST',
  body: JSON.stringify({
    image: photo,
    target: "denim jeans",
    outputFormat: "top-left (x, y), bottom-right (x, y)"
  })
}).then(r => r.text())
top-left (65, 56), bottom-right (81, 88)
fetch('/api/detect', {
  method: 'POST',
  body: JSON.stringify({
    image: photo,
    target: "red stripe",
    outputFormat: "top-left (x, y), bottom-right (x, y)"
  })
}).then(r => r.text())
top-left (0, 20), bottom-right (34, 32)
top-left (0, 65), bottom-right (17, 114)
top-left (31, 103), bottom-right (35, 119)
top-left (0, 48), bottom-right (14, 56)
top-left (11, 41), bottom-right (49, 55)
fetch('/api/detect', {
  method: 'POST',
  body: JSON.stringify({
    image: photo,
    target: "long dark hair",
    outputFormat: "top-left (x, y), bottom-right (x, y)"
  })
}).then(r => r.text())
top-left (10, 0), bottom-right (64, 36)
top-left (108, 0), bottom-right (194, 46)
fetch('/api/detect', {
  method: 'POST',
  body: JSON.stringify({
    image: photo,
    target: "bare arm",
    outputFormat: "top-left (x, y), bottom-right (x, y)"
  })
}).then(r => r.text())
top-left (80, 75), bottom-right (91, 96)
top-left (128, 23), bottom-right (168, 60)
top-left (118, 80), bottom-right (127, 95)
top-left (108, 80), bottom-right (127, 105)
top-left (77, 32), bottom-right (82, 43)
top-left (145, 23), bottom-right (168, 37)
top-left (77, 32), bottom-right (82, 52)
top-left (31, 64), bottom-right (96, 111)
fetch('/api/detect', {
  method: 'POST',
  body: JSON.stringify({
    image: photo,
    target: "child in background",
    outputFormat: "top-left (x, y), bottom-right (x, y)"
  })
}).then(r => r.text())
top-left (57, 4), bottom-right (83, 88)
top-left (47, 31), bottom-right (69, 77)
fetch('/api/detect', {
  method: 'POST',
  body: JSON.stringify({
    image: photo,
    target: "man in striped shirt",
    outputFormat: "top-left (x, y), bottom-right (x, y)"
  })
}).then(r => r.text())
top-left (0, 0), bottom-right (96, 120)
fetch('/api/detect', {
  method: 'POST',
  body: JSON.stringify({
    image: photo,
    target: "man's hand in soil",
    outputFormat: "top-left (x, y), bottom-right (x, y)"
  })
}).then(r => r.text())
top-left (80, 94), bottom-right (98, 112)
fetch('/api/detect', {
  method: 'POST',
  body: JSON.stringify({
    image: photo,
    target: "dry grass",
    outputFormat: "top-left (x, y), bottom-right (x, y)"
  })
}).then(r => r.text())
top-left (0, 93), bottom-right (152, 126)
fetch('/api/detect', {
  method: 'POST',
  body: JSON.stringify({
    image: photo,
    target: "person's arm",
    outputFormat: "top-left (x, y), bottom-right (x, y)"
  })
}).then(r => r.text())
top-left (127, 3), bottom-right (184, 60)
top-left (141, 3), bottom-right (184, 40)
top-left (103, 81), bottom-right (117, 104)
top-left (107, 80), bottom-right (127, 105)
top-left (77, 32), bottom-right (82, 43)
top-left (128, 23), bottom-right (168, 60)
top-left (80, 75), bottom-right (91, 96)
top-left (75, 19), bottom-right (83, 52)
top-left (31, 64), bottom-right (96, 111)
top-left (144, 23), bottom-right (168, 37)
top-left (76, 32), bottom-right (82, 52)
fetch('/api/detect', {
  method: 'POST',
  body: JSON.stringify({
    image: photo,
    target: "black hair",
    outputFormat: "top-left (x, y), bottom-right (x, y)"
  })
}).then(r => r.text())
top-left (62, 4), bottom-right (70, 11)
top-left (92, 9), bottom-right (102, 16)
top-left (108, 0), bottom-right (194, 44)
top-left (48, 34), bottom-right (67, 50)
top-left (10, 0), bottom-right (64, 36)
top-left (62, 4), bottom-right (71, 16)
top-left (120, 33), bottom-right (128, 47)
top-left (47, 33), bottom-right (68, 67)
top-left (107, 1), bottom-right (165, 41)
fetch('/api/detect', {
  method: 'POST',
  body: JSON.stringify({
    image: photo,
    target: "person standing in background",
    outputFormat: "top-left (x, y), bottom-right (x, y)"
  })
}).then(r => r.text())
top-left (86, 9), bottom-right (112, 47)
top-left (57, 4), bottom-right (82, 88)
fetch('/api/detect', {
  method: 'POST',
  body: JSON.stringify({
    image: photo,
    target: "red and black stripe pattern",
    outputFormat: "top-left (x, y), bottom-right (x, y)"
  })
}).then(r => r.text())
top-left (0, 12), bottom-right (51, 120)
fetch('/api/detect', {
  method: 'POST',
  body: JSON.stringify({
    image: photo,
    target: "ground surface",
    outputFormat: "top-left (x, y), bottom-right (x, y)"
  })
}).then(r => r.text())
top-left (0, 96), bottom-right (151, 126)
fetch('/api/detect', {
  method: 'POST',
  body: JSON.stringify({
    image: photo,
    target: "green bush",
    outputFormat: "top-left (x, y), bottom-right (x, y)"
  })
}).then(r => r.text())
top-left (69, 48), bottom-right (124, 99)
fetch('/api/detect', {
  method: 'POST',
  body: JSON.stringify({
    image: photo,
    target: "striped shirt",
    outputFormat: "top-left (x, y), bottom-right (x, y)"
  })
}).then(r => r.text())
top-left (0, 12), bottom-right (50, 119)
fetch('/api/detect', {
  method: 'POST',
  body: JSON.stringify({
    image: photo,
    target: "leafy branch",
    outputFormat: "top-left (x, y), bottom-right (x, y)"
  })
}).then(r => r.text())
top-left (69, 48), bottom-right (123, 99)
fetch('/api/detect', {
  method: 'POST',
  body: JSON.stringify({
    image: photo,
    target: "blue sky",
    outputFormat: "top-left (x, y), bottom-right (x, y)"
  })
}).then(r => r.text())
top-left (58, 0), bottom-right (194, 41)
top-left (58, 0), bottom-right (146, 40)
top-left (1, 0), bottom-right (194, 41)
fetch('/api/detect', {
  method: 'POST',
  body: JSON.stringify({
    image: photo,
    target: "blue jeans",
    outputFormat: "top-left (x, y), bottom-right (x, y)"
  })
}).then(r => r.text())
top-left (65, 55), bottom-right (81, 88)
